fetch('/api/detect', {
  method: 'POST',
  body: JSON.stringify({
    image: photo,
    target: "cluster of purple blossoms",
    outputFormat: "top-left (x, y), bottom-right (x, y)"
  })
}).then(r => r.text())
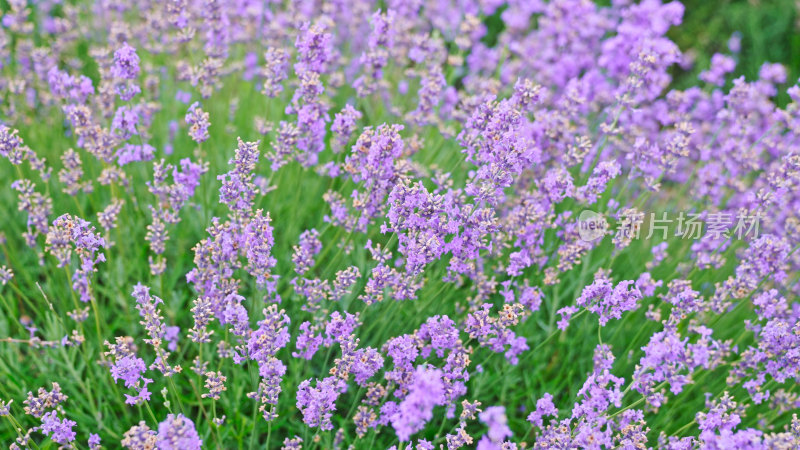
top-left (58, 149), bottom-right (91, 196)
top-left (289, 229), bottom-right (363, 310)
top-left (389, 365), bottom-right (446, 441)
top-left (47, 67), bottom-right (94, 104)
top-left (45, 214), bottom-right (106, 303)
top-left (0, 125), bottom-right (28, 165)
top-left (288, 22), bottom-right (334, 167)
top-left (97, 199), bottom-right (124, 233)
top-left (22, 383), bottom-right (68, 419)
top-left (292, 228), bottom-right (322, 276)
top-left (355, 237), bottom-right (426, 303)
top-left (296, 311), bottom-right (385, 430)
top-left (558, 271), bottom-right (643, 328)
top-left (371, 314), bottom-right (471, 437)
top-left (407, 67), bottom-right (447, 127)
top-left (105, 337), bottom-right (153, 406)
top-left (296, 376), bottom-right (346, 431)
top-left (37, 411), bottom-right (76, 445)
top-left (444, 400), bottom-right (482, 448)
top-left (111, 105), bottom-right (139, 140)
top-left (261, 47), bottom-right (290, 98)
top-left (331, 104), bottom-right (363, 153)
top-left (0, 266), bottom-right (12, 286)
top-left (464, 303), bottom-right (529, 365)
top-left (632, 320), bottom-right (732, 408)
top-left (384, 181), bottom-right (452, 275)
top-left (146, 157), bottom-right (208, 274)
top-left (156, 414), bottom-right (201, 449)
top-left (527, 393), bottom-right (558, 429)
top-left (116, 143), bottom-right (155, 167)
top-left (2, 0), bottom-right (800, 448)
top-left (88, 433), bottom-right (101, 449)
top-left (185, 102), bottom-right (210, 144)
top-left (477, 406), bottom-right (513, 449)
top-left (184, 138), bottom-right (281, 384)
top-left (333, 123), bottom-right (408, 232)
top-left (529, 345), bottom-right (651, 448)
top-left (354, 9), bottom-right (396, 96)
top-left (11, 178), bottom-right (52, 248)
top-left (121, 421), bottom-right (157, 448)
top-left (132, 284), bottom-right (181, 376)
top-left (729, 289), bottom-right (800, 406)
top-left (246, 305), bottom-right (291, 421)
top-left (111, 43), bottom-right (141, 101)
top-left (216, 138), bottom-right (261, 214)
top-left (202, 371), bottom-right (227, 400)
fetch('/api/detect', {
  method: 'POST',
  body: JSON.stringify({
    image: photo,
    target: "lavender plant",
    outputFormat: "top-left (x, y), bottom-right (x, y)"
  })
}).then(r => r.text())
top-left (0, 0), bottom-right (799, 449)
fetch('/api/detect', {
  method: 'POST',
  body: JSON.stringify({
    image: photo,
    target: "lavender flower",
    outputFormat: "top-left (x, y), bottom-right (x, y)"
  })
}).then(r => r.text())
top-left (157, 414), bottom-right (202, 449)
top-left (116, 143), bottom-right (155, 166)
top-left (331, 104), bottom-right (362, 152)
top-left (105, 337), bottom-right (153, 405)
top-left (262, 47), bottom-right (290, 97)
top-left (477, 406), bottom-right (512, 449)
top-left (11, 179), bottom-right (52, 247)
top-left (296, 377), bottom-right (346, 431)
top-left (2, 2), bottom-right (800, 448)
top-left (390, 365), bottom-right (446, 441)
top-left (45, 214), bottom-right (106, 302)
top-left (699, 53), bottom-right (736, 86)
top-left (292, 229), bottom-right (322, 276)
top-left (38, 411), bottom-right (76, 445)
top-left (111, 105), bottom-right (139, 139)
top-left (23, 383), bottom-right (67, 418)
top-left (289, 22), bottom-right (334, 167)
top-left (355, 9), bottom-right (396, 96)
top-left (121, 422), bottom-right (157, 448)
top-left (0, 125), bottom-right (26, 164)
top-left (0, 266), bottom-right (13, 285)
top-left (111, 42), bottom-right (141, 100)
top-left (185, 102), bottom-right (210, 143)
top-left (572, 273), bottom-right (643, 327)
top-left (527, 393), bottom-right (558, 428)
top-left (58, 148), bottom-right (91, 195)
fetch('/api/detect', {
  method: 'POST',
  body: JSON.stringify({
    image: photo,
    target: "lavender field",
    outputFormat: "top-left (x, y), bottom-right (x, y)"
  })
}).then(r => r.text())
top-left (1, 0), bottom-right (799, 448)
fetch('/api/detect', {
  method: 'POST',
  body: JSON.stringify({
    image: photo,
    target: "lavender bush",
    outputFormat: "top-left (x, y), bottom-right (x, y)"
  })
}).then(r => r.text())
top-left (0, 0), bottom-right (799, 448)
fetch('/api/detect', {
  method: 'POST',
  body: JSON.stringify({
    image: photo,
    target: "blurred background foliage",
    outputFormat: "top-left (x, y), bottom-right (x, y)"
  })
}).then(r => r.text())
top-left (669, 0), bottom-right (800, 104)
top-left (485, 0), bottom-right (800, 104)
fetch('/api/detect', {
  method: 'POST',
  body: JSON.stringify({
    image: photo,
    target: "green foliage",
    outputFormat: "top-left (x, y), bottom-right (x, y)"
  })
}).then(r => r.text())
top-left (669, 0), bottom-right (800, 105)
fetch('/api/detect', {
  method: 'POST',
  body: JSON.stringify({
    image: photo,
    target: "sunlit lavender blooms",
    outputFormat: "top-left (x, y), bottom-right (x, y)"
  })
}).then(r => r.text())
top-left (1, 0), bottom-right (800, 448)
top-left (156, 413), bottom-right (201, 449)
